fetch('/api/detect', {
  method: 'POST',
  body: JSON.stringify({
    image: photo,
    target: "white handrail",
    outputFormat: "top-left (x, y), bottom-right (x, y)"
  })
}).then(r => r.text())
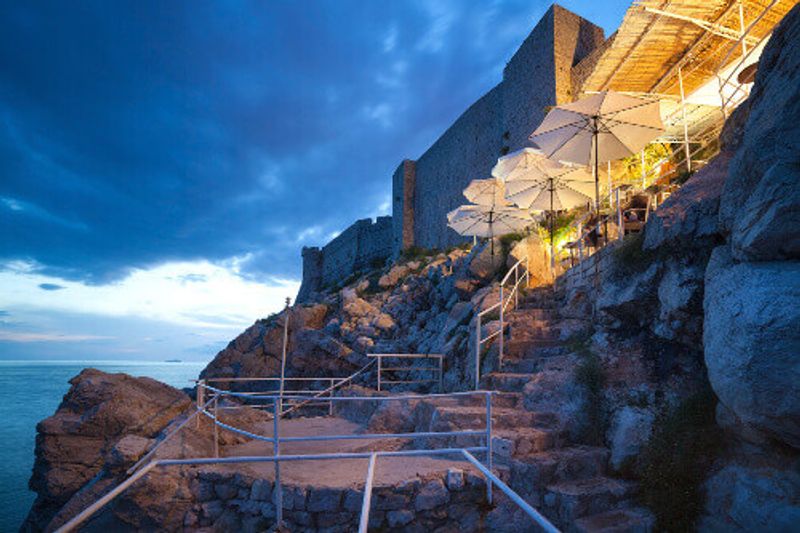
top-left (368, 353), bottom-right (443, 392)
top-left (474, 256), bottom-right (530, 388)
top-left (461, 450), bottom-right (560, 533)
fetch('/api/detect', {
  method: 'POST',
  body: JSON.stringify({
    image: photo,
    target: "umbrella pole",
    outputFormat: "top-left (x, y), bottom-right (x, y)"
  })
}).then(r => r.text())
top-left (549, 178), bottom-right (555, 281)
top-left (593, 117), bottom-right (607, 246)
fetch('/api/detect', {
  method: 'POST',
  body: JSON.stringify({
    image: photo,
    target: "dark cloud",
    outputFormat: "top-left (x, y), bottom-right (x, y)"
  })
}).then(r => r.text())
top-left (0, 1), bottom-right (626, 285)
top-left (37, 283), bottom-right (66, 291)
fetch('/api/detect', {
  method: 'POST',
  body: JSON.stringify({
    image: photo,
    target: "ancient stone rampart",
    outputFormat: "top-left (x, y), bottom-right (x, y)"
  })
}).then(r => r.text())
top-left (299, 4), bottom-right (607, 300)
top-left (403, 5), bottom-right (605, 252)
top-left (297, 216), bottom-right (392, 302)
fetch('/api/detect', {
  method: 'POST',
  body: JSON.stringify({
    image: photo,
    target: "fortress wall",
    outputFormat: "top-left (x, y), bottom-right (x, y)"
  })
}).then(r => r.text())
top-left (297, 216), bottom-right (393, 302)
top-left (298, 5), bottom-right (606, 301)
top-left (412, 86), bottom-right (504, 250)
top-left (407, 5), bottom-right (606, 251)
top-left (392, 159), bottom-right (416, 254)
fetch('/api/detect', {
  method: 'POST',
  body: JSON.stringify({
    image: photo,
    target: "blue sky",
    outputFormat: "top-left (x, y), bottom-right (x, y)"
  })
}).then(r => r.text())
top-left (0, 1), bottom-right (630, 361)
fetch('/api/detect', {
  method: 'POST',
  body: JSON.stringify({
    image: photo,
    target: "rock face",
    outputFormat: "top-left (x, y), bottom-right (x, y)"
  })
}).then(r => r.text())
top-left (718, 4), bottom-right (800, 262)
top-left (704, 246), bottom-right (800, 448)
top-left (701, 465), bottom-right (800, 531)
top-left (703, 4), bottom-right (800, 452)
top-left (606, 406), bottom-right (655, 471)
top-left (24, 369), bottom-right (190, 530)
top-left (201, 246), bottom-right (502, 393)
top-left (699, 5), bottom-right (800, 528)
top-left (508, 233), bottom-right (552, 287)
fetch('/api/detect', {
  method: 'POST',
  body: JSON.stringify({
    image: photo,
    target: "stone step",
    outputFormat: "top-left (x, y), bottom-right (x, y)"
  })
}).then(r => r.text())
top-left (431, 405), bottom-right (552, 431)
top-left (492, 427), bottom-right (558, 458)
top-left (508, 308), bottom-right (559, 320)
top-left (501, 358), bottom-right (542, 374)
top-left (447, 392), bottom-right (521, 409)
top-left (543, 477), bottom-right (637, 525)
top-left (505, 446), bottom-right (609, 487)
top-left (572, 507), bottom-right (655, 533)
top-left (503, 340), bottom-right (568, 360)
top-left (480, 372), bottom-right (535, 392)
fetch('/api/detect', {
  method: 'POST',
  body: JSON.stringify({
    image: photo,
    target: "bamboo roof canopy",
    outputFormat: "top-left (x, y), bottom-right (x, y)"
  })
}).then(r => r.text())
top-left (576, 0), bottom-right (797, 99)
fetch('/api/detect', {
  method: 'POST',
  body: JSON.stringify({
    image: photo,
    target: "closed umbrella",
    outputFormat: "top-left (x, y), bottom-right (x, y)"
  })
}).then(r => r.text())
top-left (529, 91), bottom-right (663, 215)
top-left (448, 204), bottom-right (532, 255)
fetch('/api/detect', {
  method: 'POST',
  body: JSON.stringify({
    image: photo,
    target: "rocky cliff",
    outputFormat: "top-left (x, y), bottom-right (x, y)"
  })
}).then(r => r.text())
top-left (24, 369), bottom-right (191, 531)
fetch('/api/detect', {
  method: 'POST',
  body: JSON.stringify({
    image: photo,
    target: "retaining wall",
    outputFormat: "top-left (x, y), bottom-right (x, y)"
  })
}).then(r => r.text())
top-left (183, 467), bottom-right (488, 532)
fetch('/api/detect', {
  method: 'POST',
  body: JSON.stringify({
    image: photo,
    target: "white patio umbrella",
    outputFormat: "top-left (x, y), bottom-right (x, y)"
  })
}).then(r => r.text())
top-left (497, 150), bottom-right (593, 270)
top-left (462, 178), bottom-right (509, 207)
top-left (491, 147), bottom-right (560, 183)
top-left (447, 204), bottom-right (532, 255)
top-left (529, 91), bottom-right (664, 214)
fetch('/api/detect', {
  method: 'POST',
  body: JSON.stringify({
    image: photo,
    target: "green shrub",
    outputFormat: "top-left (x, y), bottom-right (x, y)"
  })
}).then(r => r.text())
top-left (401, 245), bottom-right (435, 262)
top-left (611, 232), bottom-right (661, 278)
top-left (637, 386), bottom-right (723, 532)
top-left (574, 352), bottom-right (607, 446)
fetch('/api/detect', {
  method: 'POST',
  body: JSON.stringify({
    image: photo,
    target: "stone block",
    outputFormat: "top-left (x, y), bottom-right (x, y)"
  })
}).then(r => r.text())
top-left (387, 509), bottom-right (415, 527)
top-left (415, 479), bottom-right (449, 511)
top-left (307, 487), bottom-right (342, 512)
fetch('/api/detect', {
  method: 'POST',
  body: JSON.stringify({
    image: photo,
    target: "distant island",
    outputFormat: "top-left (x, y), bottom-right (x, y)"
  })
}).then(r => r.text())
top-left (164, 359), bottom-right (182, 363)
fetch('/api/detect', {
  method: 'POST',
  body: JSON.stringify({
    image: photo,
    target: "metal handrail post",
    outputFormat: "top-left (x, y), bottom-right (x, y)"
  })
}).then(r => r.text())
top-left (358, 453), bottom-right (377, 533)
top-left (273, 397), bottom-right (283, 525)
top-left (213, 396), bottom-right (219, 458)
top-left (438, 357), bottom-right (444, 392)
top-left (475, 314), bottom-right (481, 390)
top-left (616, 189), bottom-right (623, 240)
top-left (196, 380), bottom-right (205, 430)
top-left (377, 356), bottom-right (382, 391)
top-left (498, 285), bottom-right (504, 366)
top-left (514, 266), bottom-right (519, 309)
top-left (329, 379), bottom-right (334, 416)
top-left (485, 392), bottom-right (493, 504)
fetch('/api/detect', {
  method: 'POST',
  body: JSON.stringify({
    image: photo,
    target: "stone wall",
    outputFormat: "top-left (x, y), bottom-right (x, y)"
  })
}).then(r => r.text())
top-left (299, 5), bottom-right (606, 299)
top-left (401, 5), bottom-right (605, 252)
top-left (182, 467), bottom-right (487, 532)
top-left (297, 216), bottom-right (393, 302)
top-left (392, 159), bottom-right (416, 255)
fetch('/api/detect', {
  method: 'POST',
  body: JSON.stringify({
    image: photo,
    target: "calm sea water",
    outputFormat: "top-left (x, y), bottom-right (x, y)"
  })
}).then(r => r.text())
top-left (0, 360), bottom-right (206, 533)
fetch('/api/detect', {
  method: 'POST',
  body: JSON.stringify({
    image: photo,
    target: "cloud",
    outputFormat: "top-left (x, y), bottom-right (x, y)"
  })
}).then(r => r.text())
top-left (0, 259), bottom-right (298, 330)
top-left (0, 1), bottom-right (630, 360)
top-left (38, 283), bottom-right (66, 291)
top-left (0, 332), bottom-right (112, 343)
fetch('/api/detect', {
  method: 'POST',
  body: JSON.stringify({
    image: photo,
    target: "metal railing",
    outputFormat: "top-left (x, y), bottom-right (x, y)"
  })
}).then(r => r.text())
top-left (194, 358), bottom-right (376, 419)
top-left (474, 256), bottom-right (530, 389)
top-left (52, 387), bottom-right (560, 533)
top-left (716, 0), bottom-right (782, 117)
top-left (368, 353), bottom-right (444, 391)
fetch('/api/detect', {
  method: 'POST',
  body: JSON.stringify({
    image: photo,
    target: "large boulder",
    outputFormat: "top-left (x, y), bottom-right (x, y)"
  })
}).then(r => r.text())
top-left (507, 233), bottom-right (551, 287)
top-left (606, 406), bottom-right (655, 471)
top-left (701, 465), bottom-right (800, 531)
top-left (718, 4), bottom-right (800, 259)
top-left (703, 246), bottom-right (800, 448)
top-left (25, 369), bottom-right (190, 530)
top-left (730, 160), bottom-right (800, 260)
top-left (468, 240), bottom-right (504, 281)
top-left (643, 153), bottom-right (729, 251)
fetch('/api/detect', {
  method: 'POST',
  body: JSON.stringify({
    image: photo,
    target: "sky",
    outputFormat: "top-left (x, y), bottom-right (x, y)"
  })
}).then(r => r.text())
top-left (0, 1), bottom-right (630, 362)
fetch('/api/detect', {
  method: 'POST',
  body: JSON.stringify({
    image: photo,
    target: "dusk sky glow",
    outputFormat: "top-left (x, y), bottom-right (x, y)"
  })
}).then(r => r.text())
top-left (0, 1), bottom-right (630, 361)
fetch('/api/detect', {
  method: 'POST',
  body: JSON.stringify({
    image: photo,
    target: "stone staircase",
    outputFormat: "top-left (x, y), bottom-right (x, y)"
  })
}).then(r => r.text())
top-left (418, 287), bottom-right (654, 532)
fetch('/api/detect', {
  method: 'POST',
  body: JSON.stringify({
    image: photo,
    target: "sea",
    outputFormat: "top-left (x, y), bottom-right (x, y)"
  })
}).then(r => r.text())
top-left (0, 360), bottom-right (207, 533)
